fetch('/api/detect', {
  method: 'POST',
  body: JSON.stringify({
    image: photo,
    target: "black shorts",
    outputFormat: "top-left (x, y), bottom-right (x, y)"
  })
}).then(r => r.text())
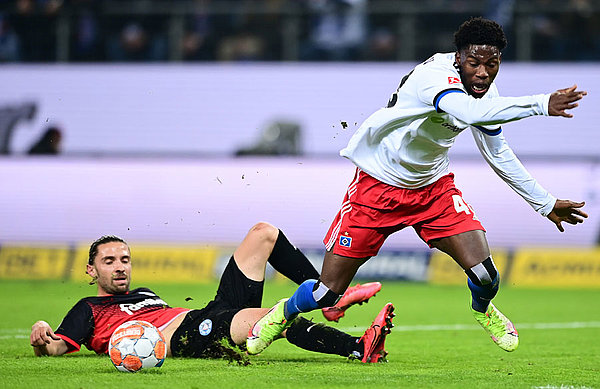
top-left (170, 256), bottom-right (264, 358)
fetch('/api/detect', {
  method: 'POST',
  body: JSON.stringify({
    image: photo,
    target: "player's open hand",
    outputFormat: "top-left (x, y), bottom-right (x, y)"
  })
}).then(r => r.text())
top-left (30, 320), bottom-right (61, 347)
top-left (547, 199), bottom-right (588, 232)
top-left (548, 85), bottom-right (587, 118)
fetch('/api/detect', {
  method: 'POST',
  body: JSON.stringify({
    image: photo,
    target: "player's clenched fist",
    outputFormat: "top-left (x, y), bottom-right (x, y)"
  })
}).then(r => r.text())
top-left (548, 85), bottom-right (587, 118)
top-left (30, 320), bottom-right (60, 346)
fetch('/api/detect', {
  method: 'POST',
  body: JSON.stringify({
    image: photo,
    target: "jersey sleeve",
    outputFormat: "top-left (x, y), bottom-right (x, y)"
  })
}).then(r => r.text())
top-left (54, 300), bottom-right (94, 353)
top-left (472, 84), bottom-right (501, 134)
top-left (438, 90), bottom-right (550, 126)
top-left (471, 128), bottom-right (556, 217)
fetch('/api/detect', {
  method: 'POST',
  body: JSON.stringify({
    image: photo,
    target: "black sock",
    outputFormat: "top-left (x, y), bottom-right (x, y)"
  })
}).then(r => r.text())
top-left (268, 230), bottom-right (320, 285)
top-left (286, 317), bottom-right (361, 358)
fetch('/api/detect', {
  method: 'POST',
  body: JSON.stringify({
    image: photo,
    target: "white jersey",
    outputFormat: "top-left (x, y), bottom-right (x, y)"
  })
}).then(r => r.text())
top-left (341, 52), bottom-right (556, 217)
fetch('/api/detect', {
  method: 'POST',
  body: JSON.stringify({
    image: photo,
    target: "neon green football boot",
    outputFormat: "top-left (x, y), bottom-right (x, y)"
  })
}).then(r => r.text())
top-left (247, 298), bottom-right (294, 355)
top-left (472, 303), bottom-right (519, 352)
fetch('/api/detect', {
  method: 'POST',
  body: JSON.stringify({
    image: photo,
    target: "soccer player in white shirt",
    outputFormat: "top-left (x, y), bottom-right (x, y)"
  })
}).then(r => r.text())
top-left (247, 17), bottom-right (588, 355)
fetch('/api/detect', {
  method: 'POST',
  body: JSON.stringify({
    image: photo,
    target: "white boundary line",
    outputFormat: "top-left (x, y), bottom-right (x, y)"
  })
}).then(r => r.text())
top-left (338, 321), bottom-right (600, 333)
top-left (0, 335), bottom-right (28, 339)
top-left (1, 321), bottom-right (600, 339)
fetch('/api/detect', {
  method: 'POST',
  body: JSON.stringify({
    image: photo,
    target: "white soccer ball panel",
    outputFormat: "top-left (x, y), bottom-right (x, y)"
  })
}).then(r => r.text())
top-left (143, 327), bottom-right (161, 344)
top-left (133, 338), bottom-right (154, 358)
top-left (118, 338), bottom-right (136, 356)
top-left (141, 354), bottom-right (160, 369)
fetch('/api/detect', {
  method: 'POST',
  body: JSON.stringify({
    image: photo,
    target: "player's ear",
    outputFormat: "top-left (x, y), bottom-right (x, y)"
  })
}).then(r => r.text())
top-left (454, 51), bottom-right (462, 73)
top-left (86, 264), bottom-right (97, 278)
top-left (87, 264), bottom-right (98, 285)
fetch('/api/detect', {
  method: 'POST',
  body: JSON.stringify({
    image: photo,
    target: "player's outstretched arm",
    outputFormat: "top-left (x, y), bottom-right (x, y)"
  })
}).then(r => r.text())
top-left (547, 200), bottom-right (588, 232)
top-left (30, 320), bottom-right (68, 356)
top-left (548, 85), bottom-right (587, 118)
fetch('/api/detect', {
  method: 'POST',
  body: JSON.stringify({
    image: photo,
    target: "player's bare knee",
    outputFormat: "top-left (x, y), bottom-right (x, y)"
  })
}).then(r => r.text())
top-left (248, 222), bottom-right (278, 246)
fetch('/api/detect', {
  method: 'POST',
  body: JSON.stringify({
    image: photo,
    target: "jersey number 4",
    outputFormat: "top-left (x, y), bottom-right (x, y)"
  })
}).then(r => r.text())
top-left (452, 195), bottom-right (479, 220)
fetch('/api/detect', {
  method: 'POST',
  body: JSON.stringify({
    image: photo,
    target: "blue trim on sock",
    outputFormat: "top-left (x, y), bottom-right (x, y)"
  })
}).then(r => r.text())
top-left (284, 279), bottom-right (319, 320)
top-left (468, 275), bottom-right (499, 313)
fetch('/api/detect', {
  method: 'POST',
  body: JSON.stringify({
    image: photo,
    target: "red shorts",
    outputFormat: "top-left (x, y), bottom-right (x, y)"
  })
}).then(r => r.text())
top-left (323, 169), bottom-right (485, 258)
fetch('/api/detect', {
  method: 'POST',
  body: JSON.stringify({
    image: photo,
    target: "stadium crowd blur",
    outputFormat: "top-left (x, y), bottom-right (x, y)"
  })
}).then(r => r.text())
top-left (0, 0), bottom-right (599, 63)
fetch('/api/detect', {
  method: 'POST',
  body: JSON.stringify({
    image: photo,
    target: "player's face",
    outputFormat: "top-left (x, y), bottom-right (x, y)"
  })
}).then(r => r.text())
top-left (87, 242), bottom-right (132, 296)
top-left (455, 44), bottom-right (501, 98)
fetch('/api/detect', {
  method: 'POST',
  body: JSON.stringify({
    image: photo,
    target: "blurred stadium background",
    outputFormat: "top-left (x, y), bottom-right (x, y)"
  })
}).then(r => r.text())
top-left (0, 0), bottom-right (598, 288)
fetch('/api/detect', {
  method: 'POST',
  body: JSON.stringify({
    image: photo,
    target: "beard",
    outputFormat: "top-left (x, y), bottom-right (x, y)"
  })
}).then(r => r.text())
top-left (98, 275), bottom-right (130, 294)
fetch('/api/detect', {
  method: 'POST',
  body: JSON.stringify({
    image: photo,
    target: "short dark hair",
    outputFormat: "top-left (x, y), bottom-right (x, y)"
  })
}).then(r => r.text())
top-left (454, 17), bottom-right (507, 52)
top-left (88, 235), bottom-right (127, 265)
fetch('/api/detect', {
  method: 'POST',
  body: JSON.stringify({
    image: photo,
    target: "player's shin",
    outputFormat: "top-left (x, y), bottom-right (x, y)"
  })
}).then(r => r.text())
top-left (284, 280), bottom-right (342, 320)
top-left (268, 230), bottom-right (320, 285)
top-left (465, 257), bottom-right (499, 312)
top-left (467, 258), bottom-right (518, 351)
top-left (285, 317), bottom-right (361, 358)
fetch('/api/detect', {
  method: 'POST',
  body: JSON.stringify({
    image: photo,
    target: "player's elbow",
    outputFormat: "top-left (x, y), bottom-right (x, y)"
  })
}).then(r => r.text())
top-left (460, 114), bottom-right (481, 125)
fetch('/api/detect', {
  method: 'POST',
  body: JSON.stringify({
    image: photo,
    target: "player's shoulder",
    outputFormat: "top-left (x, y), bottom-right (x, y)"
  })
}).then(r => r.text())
top-left (409, 52), bottom-right (461, 84)
top-left (415, 52), bottom-right (457, 72)
top-left (78, 294), bottom-right (113, 308)
top-left (65, 296), bottom-right (95, 315)
top-left (401, 52), bottom-right (463, 96)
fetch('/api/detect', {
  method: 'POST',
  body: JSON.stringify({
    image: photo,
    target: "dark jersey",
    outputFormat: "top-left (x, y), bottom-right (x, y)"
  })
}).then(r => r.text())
top-left (54, 287), bottom-right (189, 354)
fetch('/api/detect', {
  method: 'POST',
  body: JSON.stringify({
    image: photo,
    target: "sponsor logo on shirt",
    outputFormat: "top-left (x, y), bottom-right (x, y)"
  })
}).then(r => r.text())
top-left (120, 297), bottom-right (168, 315)
top-left (448, 77), bottom-right (461, 84)
top-left (441, 122), bottom-right (464, 133)
top-left (199, 319), bottom-right (212, 336)
top-left (339, 236), bottom-right (352, 248)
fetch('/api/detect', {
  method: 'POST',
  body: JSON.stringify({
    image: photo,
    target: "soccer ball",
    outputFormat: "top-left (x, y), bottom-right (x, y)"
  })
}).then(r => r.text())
top-left (109, 320), bottom-right (167, 372)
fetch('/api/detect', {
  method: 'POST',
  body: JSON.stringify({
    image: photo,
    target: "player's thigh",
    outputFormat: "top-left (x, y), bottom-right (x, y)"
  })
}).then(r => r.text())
top-left (214, 257), bottom-right (264, 309)
top-left (230, 308), bottom-right (270, 345)
top-left (429, 230), bottom-right (490, 270)
top-left (320, 251), bottom-right (369, 294)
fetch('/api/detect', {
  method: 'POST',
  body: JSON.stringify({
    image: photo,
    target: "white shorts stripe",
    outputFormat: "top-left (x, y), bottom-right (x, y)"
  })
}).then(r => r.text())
top-left (325, 219), bottom-right (343, 250)
top-left (325, 171), bottom-right (361, 251)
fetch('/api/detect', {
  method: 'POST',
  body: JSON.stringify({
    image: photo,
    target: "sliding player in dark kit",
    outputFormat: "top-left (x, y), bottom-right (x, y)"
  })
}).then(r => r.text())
top-left (31, 222), bottom-right (393, 363)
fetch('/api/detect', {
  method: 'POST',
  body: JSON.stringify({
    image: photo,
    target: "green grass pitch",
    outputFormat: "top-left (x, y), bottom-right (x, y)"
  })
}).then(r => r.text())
top-left (2, 280), bottom-right (599, 389)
